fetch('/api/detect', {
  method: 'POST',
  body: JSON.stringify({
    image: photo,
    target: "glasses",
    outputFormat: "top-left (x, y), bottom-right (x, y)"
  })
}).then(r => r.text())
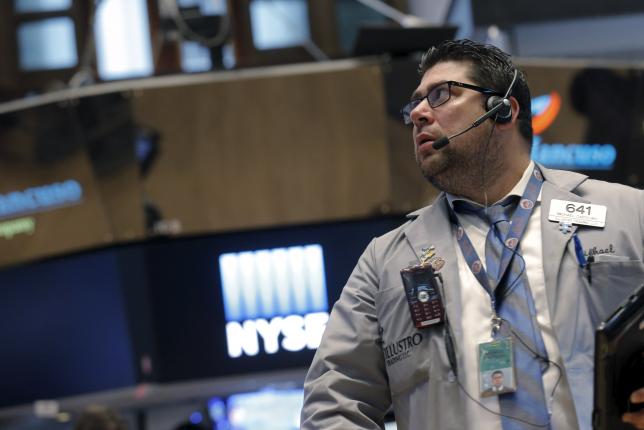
top-left (400, 81), bottom-right (501, 125)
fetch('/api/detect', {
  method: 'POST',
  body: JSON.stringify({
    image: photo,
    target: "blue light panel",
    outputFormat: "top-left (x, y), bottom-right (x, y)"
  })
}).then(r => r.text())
top-left (180, 41), bottom-right (213, 73)
top-left (94, 0), bottom-right (154, 80)
top-left (17, 17), bottom-right (78, 71)
top-left (178, 0), bottom-right (226, 15)
top-left (14, 0), bottom-right (71, 13)
top-left (219, 244), bottom-right (328, 322)
top-left (249, 0), bottom-right (310, 50)
top-left (227, 389), bottom-right (304, 430)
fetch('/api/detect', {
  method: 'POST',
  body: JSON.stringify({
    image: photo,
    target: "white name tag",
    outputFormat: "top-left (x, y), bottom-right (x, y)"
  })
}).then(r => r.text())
top-left (548, 199), bottom-right (607, 227)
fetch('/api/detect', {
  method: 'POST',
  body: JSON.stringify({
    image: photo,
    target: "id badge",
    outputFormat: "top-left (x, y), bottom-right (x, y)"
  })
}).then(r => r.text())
top-left (478, 337), bottom-right (517, 397)
top-left (400, 264), bottom-right (444, 328)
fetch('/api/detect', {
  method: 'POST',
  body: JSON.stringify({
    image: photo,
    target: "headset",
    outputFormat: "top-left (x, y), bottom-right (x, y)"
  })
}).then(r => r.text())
top-left (485, 70), bottom-right (516, 124)
top-left (433, 69), bottom-right (518, 150)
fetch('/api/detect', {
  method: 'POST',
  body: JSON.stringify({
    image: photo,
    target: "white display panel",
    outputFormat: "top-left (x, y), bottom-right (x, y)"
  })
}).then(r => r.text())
top-left (14, 0), bottom-right (71, 13)
top-left (249, 0), bottom-right (310, 50)
top-left (94, 0), bottom-right (154, 80)
top-left (17, 17), bottom-right (78, 71)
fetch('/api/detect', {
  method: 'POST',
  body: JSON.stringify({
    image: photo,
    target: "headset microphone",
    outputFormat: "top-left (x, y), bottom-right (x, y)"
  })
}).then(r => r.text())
top-left (432, 98), bottom-right (511, 150)
top-left (432, 69), bottom-right (518, 150)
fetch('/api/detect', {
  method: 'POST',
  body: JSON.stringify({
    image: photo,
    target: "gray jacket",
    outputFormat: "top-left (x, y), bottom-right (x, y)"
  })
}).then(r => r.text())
top-left (301, 166), bottom-right (644, 430)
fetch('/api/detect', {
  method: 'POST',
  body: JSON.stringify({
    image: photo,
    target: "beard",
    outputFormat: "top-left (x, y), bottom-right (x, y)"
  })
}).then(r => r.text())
top-left (417, 126), bottom-right (506, 198)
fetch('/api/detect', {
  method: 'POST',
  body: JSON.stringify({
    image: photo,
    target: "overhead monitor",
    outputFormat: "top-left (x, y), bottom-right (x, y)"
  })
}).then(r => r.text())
top-left (16, 17), bottom-right (78, 71)
top-left (249, 0), bottom-right (310, 50)
top-left (226, 388), bottom-right (303, 430)
top-left (353, 25), bottom-right (457, 57)
top-left (177, 0), bottom-right (226, 15)
top-left (14, 0), bottom-right (72, 13)
top-left (145, 216), bottom-right (404, 383)
top-left (0, 250), bottom-right (139, 408)
top-left (471, 0), bottom-right (644, 27)
top-left (94, 0), bottom-right (154, 80)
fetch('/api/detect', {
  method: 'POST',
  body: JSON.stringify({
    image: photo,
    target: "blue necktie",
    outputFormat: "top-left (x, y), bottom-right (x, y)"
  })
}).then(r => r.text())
top-left (479, 199), bottom-right (551, 429)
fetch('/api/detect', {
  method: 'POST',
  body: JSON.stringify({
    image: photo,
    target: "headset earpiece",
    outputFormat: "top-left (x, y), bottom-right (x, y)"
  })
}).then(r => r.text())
top-left (486, 95), bottom-right (512, 124)
top-left (432, 69), bottom-right (519, 150)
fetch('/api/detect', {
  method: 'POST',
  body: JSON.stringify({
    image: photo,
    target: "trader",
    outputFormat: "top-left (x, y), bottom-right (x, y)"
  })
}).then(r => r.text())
top-left (301, 40), bottom-right (644, 430)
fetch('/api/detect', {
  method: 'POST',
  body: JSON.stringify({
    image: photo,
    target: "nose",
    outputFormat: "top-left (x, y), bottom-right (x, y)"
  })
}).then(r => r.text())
top-left (410, 98), bottom-right (434, 128)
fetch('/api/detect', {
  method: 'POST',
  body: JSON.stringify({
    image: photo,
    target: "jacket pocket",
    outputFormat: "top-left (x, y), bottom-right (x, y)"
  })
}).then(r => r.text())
top-left (375, 286), bottom-right (443, 397)
top-left (586, 259), bottom-right (644, 321)
top-left (383, 334), bottom-right (431, 397)
top-left (591, 254), bottom-right (636, 263)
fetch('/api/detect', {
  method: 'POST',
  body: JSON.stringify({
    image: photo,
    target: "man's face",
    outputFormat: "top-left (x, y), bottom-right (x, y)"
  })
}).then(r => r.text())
top-left (409, 61), bottom-right (499, 192)
top-left (492, 372), bottom-right (504, 387)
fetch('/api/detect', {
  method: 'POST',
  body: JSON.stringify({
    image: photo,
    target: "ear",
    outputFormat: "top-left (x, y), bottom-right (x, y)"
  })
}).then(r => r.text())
top-left (495, 96), bottom-right (521, 130)
top-left (486, 95), bottom-right (511, 123)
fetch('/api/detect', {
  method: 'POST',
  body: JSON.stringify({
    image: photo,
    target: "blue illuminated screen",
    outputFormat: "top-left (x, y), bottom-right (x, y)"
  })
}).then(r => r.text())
top-left (94, 0), bottom-right (153, 80)
top-left (14, 0), bottom-right (71, 13)
top-left (249, 0), bottom-right (310, 50)
top-left (17, 17), bottom-right (78, 71)
top-left (0, 250), bottom-right (137, 407)
top-left (208, 389), bottom-right (303, 430)
top-left (178, 0), bottom-right (226, 15)
top-left (219, 244), bottom-right (328, 322)
top-left (181, 41), bottom-right (213, 73)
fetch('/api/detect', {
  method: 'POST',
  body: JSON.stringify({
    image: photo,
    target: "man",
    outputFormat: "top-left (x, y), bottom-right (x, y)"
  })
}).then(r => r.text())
top-left (301, 40), bottom-right (644, 430)
top-left (483, 370), bottom-right (512, 397)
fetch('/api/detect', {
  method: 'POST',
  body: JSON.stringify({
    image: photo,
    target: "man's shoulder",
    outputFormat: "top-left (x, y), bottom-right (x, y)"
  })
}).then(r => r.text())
top-left (371, 214), bottom-right (414, 248)
top-left (403, 194), bottom-right (447, 220)
top-left (541, 165), bottom-right (642, 202)
top-left (575, 176), bottom-right (642, 207)
top-left (577, 177), bottom-right (642, 195)
top-left (393, 197), bottom-right (447, 234)
top-left (366, 199), bottom-right (442, 252)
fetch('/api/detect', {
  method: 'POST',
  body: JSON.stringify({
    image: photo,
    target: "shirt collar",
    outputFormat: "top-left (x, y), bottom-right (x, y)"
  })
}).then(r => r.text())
top-left (446, 160), bottom-right (536, 210)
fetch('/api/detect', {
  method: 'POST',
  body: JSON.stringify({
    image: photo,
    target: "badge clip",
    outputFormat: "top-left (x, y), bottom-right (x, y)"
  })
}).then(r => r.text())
top-left (491, 315), bottom-right (503, 336)
top-left (558, 221), bottom-right (572, 234)
top-left (420, 246), bottom-right (446, 272)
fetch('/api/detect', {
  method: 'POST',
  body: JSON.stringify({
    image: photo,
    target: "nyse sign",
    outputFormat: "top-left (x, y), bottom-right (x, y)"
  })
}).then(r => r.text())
top-left (219, 245), bottom-right (330, 358)
top-left (226, 312), bottom-right (329, 358)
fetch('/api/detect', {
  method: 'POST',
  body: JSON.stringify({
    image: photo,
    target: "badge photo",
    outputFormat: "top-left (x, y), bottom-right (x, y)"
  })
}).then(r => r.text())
top-left (478, 337), bottom-right (517, 397)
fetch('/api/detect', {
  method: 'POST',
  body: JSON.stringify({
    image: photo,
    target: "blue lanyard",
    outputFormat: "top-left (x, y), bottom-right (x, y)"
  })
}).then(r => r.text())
top-left (447, 166), bottom-right (544, 312)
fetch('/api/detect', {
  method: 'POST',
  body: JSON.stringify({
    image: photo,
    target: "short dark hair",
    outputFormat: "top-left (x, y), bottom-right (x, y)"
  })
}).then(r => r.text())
top-left (418, 39), bottom-right (533, 145)
top-left (492, 370), bottom-right (504, 377)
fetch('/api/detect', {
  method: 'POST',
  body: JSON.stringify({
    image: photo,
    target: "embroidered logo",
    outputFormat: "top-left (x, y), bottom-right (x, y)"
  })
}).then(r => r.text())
top-left (383, 333), bottom-right (423, 367)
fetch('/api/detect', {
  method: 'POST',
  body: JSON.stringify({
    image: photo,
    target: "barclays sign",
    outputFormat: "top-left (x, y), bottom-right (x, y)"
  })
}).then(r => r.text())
top-left (219, 245), bottom-right (330, 358)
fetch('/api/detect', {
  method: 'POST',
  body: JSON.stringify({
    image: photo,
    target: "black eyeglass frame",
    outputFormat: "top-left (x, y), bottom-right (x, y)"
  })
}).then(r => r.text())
top-left (400, 81), bottom-right (502, 125)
